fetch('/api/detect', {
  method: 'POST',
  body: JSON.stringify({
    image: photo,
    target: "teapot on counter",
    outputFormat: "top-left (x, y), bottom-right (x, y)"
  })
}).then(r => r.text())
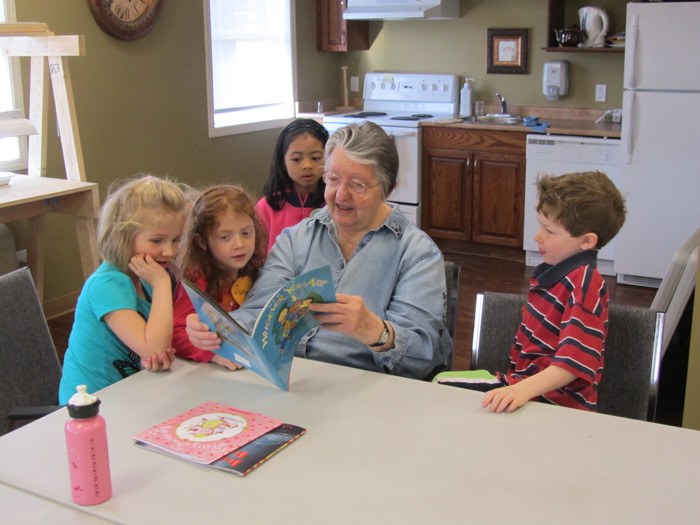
top-left (579, 6), bottom-right (609, 48)
top-left (554, 26), bottom-right (581, 48)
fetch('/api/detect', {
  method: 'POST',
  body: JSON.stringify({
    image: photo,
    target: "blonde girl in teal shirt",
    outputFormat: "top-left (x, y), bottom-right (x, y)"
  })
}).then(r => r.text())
top-left (59, 175), bottom-right (188, 403)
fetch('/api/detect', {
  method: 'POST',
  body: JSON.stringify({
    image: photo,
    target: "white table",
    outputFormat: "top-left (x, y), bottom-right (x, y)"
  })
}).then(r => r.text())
top-left (0, 483), bottom-right (114, 524)
top-left (1, 358), bottom-right (700, 524)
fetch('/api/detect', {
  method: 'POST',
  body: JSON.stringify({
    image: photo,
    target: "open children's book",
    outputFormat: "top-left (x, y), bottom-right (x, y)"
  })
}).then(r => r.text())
top-left (181, 265), bottom-right (336, 390)
top-left (134, 401), bottom-right (306, 477)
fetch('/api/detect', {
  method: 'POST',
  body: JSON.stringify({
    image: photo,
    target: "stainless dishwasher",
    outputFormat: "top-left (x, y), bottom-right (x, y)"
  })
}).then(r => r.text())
top-left (524, 134), bottom-right (622, 276)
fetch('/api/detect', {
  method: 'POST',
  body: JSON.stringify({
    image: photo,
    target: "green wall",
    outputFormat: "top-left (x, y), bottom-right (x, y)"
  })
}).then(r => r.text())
top-left (13, 0), bottom-right (325, 307)
top-left (341, 0), bottom-right (627, 109)
top-left (12, 0), bottom-right (625, 307)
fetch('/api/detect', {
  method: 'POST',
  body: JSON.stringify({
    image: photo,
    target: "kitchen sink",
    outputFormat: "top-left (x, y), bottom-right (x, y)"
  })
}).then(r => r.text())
top-left (463, 114), bottom-right (524, 125)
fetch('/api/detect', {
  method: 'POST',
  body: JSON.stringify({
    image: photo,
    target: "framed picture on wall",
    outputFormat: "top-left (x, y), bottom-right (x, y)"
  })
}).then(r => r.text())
top-left (487, 28), bottom-right (529, 74)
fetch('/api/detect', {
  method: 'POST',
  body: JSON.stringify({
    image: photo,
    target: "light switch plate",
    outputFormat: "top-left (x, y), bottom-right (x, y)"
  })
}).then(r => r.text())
top-left (350, 76), bottom-right (359, 92)
top-left (595, 84), bottom-right (607, 102)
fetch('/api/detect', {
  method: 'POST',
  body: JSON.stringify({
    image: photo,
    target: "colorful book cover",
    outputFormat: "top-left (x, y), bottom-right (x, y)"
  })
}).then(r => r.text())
top-left (133, 402), bottom-right (282, 464)
top-left (209, 423), bottom-right (306, 477)
top-left (182, 265), bottom-right (336, 391)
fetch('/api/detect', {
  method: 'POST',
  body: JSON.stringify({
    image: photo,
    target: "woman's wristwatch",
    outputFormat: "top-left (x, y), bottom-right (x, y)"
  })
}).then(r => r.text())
top-left (369, 320), bottom-right (391, 348)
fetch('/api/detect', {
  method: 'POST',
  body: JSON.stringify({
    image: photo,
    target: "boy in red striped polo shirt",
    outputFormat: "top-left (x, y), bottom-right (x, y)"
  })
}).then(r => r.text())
top-left (435, 171), bottom-right (626, 413)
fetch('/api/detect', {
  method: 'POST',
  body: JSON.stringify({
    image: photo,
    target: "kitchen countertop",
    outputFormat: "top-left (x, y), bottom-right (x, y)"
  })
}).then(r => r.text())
top-left (423, 104), bottom-right (621, 138)
top-left (300, 105), bottom-right (621, 139)
top-left (422, 117), bottom-right (621, 138)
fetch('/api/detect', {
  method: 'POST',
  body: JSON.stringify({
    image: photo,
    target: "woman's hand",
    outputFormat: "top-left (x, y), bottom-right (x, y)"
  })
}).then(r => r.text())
top-left (141, 347), bottom-right (176, 372)
top-left (309, 293), bottom-right (392, 349)
top-left (185, 313), bottom-right (221, 351)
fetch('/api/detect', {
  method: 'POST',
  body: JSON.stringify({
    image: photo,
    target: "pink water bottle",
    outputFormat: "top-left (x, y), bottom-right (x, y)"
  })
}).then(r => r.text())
top-left (65, 385), bottom-right (112, 505)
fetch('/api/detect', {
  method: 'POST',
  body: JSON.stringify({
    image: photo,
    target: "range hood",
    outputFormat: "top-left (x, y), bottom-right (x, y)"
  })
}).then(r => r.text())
top-left (343, 0), bottom-right (459, 20)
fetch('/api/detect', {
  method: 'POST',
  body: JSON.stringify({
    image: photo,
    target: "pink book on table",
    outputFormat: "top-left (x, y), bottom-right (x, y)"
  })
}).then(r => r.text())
top-left (133, 401), bottom-right (282, 464)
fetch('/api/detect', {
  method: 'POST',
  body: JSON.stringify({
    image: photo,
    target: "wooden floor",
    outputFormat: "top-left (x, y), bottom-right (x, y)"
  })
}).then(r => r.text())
top-left (47, 241), bottom-right (658, 371)
top-left (439, 240), bottom-right (657, 370)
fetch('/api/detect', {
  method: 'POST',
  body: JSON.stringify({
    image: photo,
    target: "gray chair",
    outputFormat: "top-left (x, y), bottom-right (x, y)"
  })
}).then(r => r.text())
top-left (426, 261), bottom-right (461, 380)
top-left (471, 291), bottom-right (663, 421)
top-left (598, 305), bottom-right (663, 421)
top-left (0, 267), bottom-right (62, 435)
top-left (444, 260), bottom-right (461, 340)
top-left (650, 227), bottom-right (699, 357)
top-left (470, 292), bottom-right (522, 373)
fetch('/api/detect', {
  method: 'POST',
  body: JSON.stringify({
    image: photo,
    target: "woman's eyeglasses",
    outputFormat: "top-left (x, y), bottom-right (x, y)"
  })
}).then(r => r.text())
top-left (323, 173), bottom-right (381, 195)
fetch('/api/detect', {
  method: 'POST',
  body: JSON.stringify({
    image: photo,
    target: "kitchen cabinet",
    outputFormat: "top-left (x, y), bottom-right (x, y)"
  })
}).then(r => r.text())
top-left (422, 127), bottom-right (525, 248)
top-left (545, 0), bottom-right (624, 53)
top-left (316, 0), bottom-right (369, 52)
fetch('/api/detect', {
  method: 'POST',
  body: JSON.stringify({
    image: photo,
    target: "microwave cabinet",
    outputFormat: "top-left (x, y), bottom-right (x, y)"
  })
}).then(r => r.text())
top-left (422, 127), bottom-right (525, 248)
top-left (316, 0), bottom-right (369, 52)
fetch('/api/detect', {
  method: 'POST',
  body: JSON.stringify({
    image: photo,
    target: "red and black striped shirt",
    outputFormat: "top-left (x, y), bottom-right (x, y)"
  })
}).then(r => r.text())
top-left (498, 250), bottom-right (608, 411)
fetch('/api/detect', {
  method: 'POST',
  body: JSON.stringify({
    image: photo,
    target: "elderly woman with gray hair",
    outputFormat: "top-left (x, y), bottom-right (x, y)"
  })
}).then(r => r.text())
top-left (187, 121), bottom-right (452, 380)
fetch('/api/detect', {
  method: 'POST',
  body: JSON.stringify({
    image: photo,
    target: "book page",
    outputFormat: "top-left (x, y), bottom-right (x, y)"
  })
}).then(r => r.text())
top-left (250, 265), bottom-right (336, 390)
top-left (182, 280), bottom-right (291, 389)
top-left (181, 265), bottom-right (336, 391)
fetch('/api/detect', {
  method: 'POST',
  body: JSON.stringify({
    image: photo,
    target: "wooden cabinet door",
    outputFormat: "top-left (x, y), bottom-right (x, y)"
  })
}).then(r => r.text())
top-left (472, 151), bottom-right (525, 247)
top-left (422, 147), bottom-right (473, 241)
top-left (316, 0), bottom-right (369, 52)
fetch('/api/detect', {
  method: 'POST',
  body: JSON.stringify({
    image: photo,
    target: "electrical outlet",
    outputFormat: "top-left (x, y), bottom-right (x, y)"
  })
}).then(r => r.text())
top-left (595, 84), bottom-right (607, 102)
top-left (350, 76), bottom-right (359, 92)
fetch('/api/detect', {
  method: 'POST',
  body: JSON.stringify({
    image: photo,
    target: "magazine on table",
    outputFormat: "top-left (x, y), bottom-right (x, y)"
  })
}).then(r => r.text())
top-left (181, 265), bottom-right (336, 391)
top-left (209, 423), bottom-right (306, 477)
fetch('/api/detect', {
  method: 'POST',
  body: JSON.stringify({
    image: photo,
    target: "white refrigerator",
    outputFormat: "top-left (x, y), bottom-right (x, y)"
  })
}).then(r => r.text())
top-left (614, 2), bottom-right (700, 286)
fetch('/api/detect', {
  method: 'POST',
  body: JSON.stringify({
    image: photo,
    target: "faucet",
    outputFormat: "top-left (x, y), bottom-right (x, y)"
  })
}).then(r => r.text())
top-left (496, 93), bottom-right (507, 115)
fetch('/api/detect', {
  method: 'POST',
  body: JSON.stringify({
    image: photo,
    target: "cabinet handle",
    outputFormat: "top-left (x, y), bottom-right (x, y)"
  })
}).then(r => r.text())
top-left (340, 0), bottom-right (346, 7)
top-left (341, 30), bottom-right (347, 45)
top-left (474, 159), bottom-right (478, 169)
top-left (467, 158), bottom-right (471, 169)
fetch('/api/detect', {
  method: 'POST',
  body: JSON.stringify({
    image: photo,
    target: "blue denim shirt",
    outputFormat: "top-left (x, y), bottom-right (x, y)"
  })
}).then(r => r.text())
top-left (232, 204), bottom-right (452, 379)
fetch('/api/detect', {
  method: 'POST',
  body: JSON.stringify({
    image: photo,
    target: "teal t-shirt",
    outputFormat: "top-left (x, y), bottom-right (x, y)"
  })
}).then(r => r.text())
top-left (58, 262), bottom-right (152, 404)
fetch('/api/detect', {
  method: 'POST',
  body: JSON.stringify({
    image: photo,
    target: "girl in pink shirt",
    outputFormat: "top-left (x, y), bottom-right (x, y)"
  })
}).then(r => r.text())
top-left (256, 118), bottom-right (329, 253)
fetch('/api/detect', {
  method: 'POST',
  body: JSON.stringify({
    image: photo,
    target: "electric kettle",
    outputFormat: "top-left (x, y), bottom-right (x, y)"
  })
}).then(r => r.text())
top-left (578, 6), bottom-right (609, 48)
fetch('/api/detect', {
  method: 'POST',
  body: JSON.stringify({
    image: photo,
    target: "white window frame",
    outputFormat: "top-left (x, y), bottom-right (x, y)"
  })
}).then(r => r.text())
top-left (203, 0), bottom-right (297, 138)
top-left (0, 0), bottom-right (28, 171)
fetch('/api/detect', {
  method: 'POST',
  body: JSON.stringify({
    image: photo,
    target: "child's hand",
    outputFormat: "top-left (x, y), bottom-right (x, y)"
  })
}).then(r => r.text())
top-left (211, 354), bottom-right (244, 371)
top-left (483, 367), bottom-right (575, 413)
top-left (128, 254), bottom-right (170, 288)
top-left (482, 384), bottom-right (529, 413)
top-left (141, 347), bottom-right (177, 372)
top-left (185, 313), bottom-right (221, 351)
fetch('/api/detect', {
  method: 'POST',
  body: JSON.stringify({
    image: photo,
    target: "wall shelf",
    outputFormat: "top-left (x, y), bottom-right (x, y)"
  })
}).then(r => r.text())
top-left (543, 46), bottom-right (624, 53)
top-left (546, 0), bottom-right (627, 54)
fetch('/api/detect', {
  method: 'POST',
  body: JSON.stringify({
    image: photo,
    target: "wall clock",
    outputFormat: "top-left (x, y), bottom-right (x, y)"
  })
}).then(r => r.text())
top-left (88, 0), bottom-right (164, 40)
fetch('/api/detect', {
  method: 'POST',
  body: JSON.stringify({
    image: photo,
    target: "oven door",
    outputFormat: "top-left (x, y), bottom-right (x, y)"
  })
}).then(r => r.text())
top-left (385, 128), bottom-right (420, 206)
